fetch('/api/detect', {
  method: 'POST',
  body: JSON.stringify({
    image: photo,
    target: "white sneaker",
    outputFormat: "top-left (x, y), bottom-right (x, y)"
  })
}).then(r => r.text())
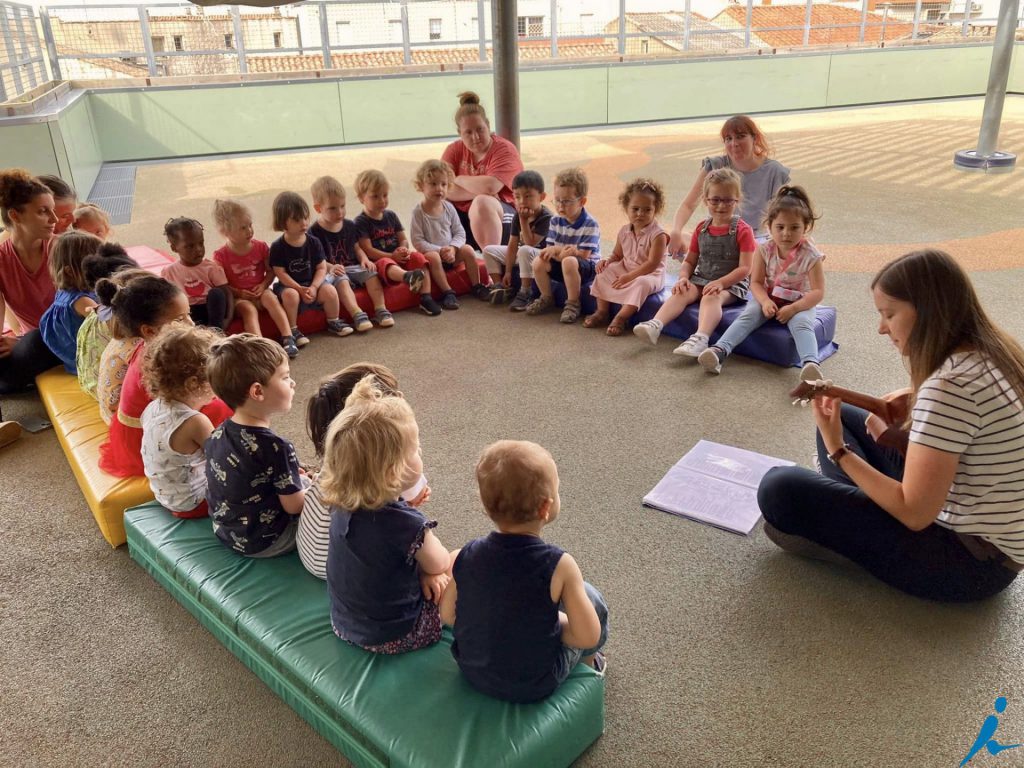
top-left (698, 348), bottom-right (723, 375)
top-left (673, 334), bottom-right (708, 357)
top-left (799, 362), bottom-right (823, 382)
top-left (632, 320), bottom-right (662, 345)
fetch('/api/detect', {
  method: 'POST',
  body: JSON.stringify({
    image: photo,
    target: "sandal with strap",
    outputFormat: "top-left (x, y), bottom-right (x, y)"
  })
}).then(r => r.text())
top-left (582, 313), bottom-right (609, 329)
top-left (606, 318), bottom-right (628, 337)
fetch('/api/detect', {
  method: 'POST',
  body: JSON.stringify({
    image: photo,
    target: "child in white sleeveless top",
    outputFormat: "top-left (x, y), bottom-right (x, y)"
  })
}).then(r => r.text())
top-left (140, 324), bottom-right (221, 518)
top-left (297, 362), bottom-right (429, 580)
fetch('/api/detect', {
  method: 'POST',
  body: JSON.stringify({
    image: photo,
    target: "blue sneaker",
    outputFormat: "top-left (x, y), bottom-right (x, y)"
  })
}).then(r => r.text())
top-left (281, 335), bottom-right (299, 359)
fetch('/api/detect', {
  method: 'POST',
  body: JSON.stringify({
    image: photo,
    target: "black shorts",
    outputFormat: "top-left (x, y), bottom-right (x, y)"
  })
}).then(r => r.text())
top-left (456, 201), bottom-right (516, 251)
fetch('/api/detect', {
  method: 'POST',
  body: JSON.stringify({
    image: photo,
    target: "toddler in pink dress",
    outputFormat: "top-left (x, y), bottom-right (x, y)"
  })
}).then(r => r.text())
top-left (586, 179), bottom-right (669, 336)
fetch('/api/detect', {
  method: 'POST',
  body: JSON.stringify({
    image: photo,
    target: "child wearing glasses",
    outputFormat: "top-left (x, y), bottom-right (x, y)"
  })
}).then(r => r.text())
top-left (633, 168), bottom-right (754, 357)
top-left (524, 168), bottom-right (601, 325)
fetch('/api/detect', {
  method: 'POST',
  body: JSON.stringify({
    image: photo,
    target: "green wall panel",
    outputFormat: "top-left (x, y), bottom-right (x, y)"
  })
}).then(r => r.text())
top-left (520, 67), bottom-right (608, 130)
top-left (1011, 43), bottom-right (1023, 94)
top-left (0, 123), bottom-right (61, 176)
top-left (338, 74), bottom-right (492, 144)
top-left (56, 96), bottom-right (103, 198)
top-left (90, 82), bottom-right (345, 161)
top-left (827, 46), bottom-right (991, 106)
top-left (607, 56), bottom-right (830, 124)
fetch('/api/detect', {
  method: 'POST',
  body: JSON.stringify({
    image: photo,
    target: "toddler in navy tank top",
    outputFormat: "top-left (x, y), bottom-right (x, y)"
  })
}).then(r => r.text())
top-left (440, 440), bottom-right (609, 702)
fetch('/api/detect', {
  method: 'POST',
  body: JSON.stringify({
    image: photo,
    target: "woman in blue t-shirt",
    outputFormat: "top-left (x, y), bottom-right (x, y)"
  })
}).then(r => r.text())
top-left (320, 374), bottom-right (452, 654)
top-left (668, 114), bottom-right (790, 253)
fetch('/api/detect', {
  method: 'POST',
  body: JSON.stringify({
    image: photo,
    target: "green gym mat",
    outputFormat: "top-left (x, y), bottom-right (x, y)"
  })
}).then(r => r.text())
top-left (125, 502), bottom-right (605, 768)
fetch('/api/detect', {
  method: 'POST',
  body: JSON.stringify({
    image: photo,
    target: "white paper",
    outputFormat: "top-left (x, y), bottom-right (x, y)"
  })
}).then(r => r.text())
top-left (678, 440), bottom-right (794, 489)
top-left (643, 441), bottom-right (795, 535)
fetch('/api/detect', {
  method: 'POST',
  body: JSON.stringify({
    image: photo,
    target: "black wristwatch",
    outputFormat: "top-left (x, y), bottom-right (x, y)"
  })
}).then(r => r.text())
top-left (828, 443), bottom-right (853, 465)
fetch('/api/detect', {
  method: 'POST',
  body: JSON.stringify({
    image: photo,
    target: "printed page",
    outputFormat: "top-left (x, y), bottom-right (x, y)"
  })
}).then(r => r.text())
top-left (643, 466), bottom-right (763, 535)
top-left (678, 440), bottom-right (794, 489)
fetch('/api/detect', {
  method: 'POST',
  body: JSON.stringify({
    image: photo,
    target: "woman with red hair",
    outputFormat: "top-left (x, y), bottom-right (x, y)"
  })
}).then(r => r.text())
top-left (668, 115), bottom-right (790, 256)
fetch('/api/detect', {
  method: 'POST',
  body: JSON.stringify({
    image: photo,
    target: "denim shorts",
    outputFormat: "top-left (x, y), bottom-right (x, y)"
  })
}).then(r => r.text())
top-left (549, 254), bottom-right (598, 284)
top-left (555, 581), bottom-right (609, 683)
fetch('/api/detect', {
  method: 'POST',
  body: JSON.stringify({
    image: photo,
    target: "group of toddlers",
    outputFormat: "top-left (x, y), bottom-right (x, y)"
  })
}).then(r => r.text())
top-left (137, 323), bottom-right (608, 702)
top-left (26, 156), bottom-right (834, 704)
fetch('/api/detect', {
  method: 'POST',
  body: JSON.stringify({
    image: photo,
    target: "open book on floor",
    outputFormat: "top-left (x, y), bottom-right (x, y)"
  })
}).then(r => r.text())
top-left (643, 440), bottom-right (795, 535)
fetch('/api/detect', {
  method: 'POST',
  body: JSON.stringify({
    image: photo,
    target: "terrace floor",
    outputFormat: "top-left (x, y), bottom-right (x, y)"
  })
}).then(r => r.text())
top-left (4, 95), bottom-right (1024, 768)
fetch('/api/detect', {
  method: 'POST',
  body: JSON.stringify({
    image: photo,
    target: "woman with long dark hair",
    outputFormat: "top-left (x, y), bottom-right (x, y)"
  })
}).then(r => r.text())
top-left (758, 249), bottom-right (1024, 602)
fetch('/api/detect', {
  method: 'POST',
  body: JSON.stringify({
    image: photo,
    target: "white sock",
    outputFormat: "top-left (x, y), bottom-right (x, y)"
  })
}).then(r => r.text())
top-left (647, 319), bottom-right (664, 329)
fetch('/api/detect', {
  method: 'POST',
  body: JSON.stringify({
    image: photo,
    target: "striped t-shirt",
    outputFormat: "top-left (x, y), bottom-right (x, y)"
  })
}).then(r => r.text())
top-left (911, 352), bottom-right (1024, 564)
top-left (544, 208), bottom-right (601, 260)
top-left (296, 479), bottom-right (331, 580)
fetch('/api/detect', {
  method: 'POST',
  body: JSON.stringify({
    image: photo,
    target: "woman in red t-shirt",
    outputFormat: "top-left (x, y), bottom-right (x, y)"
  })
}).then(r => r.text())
top-left (440, 91), bottom-right (524, 252)
top-left (0, 169), bottom-right (61, 403)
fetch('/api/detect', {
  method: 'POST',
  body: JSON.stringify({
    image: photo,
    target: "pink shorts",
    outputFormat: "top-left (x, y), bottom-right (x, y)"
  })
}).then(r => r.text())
top-left (375, 251), bottom-right (429, 286)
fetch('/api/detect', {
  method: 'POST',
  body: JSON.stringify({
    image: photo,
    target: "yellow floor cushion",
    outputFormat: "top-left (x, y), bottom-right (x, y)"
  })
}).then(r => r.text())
top-left (36, 367), bottom-right (153, 547)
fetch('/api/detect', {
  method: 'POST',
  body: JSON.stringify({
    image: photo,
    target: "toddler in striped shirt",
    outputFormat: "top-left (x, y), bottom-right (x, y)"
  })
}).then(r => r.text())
top-left (525, 167), bottom-right (601, 325)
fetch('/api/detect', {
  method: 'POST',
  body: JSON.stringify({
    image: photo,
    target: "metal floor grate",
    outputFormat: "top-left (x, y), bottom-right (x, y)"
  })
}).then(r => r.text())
top-left (87, 165), bottom-right (137, 226)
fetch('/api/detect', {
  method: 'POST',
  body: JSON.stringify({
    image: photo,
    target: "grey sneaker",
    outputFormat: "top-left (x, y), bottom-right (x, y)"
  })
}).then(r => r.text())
top-left (373, 308), bottom-right (395, 328)
top-left (352, 311), bottom-right (374, 332)
top-left (560, 300), bottom-right (581, 324)
top-left (291, 326), bottom-right (310, 348)
top-left (525, 294), bottom-right (555, 316)
top-left (509, 289), bottom-right (532, 311)
top-left (327, 318), bottom-right (355, 337)
top-left (471, 283), bottom-right (491, 301)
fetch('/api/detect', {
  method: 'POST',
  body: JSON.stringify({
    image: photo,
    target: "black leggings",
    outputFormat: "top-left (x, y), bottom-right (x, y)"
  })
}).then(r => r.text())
top-left (0, 329), bottom-right (61, 396)
top-left (757, 404), bottom-right (1018, 603)
top-left (189, 285), bottom-right (231, 331)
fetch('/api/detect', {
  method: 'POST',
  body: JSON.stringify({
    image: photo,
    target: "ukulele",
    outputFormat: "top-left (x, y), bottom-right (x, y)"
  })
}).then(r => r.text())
top-left (789, 380), bottom-right (911, 454)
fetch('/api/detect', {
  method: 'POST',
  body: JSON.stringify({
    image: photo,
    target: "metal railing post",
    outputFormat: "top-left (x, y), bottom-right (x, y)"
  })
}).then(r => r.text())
top-left (230, 5), bottom-right (247, 74)
top-left (683, 0), bottom-right (691, 50)
top-left (13, 6), bottom-right (38, 88)
top-left (960, 0), bottom-right (971, 37)
top-left (859, 0), bottom-right (868, 42)
top-left (745, 0), bottom-right (753, 47)
top-left (399, 0), bottom-right (411, 65)
top-left (912, 0), bottom-right (922, 38)
top-left (38, 6), bottom-right (62, 82)
top-left (617, 0), bottom-right (626, 54)
top-left (477, 0), bottom-right (486, 61)
top-left (1, 6), bottom-right (25, 94)
top-left (550, 0), bottom-right (557, 58)
top-left (318, 1), bottom-right (331, 69)
top-left (802, 0), bottom-right (813, 46)
top-left (137, 6), bottom-right (158, 77)
top-left (880, 5), bottom-right (889, 41)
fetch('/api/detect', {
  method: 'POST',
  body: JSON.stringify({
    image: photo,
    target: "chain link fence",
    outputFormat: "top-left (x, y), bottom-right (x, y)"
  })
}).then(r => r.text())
top-left (2, 0), bottom-right (1023, 100)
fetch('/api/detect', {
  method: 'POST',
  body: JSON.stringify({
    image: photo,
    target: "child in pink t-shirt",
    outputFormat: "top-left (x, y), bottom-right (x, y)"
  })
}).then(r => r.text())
top-left (211, 199), bottom-right (293, 351)
top-left (161, 217), bottom-right (232, 331)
